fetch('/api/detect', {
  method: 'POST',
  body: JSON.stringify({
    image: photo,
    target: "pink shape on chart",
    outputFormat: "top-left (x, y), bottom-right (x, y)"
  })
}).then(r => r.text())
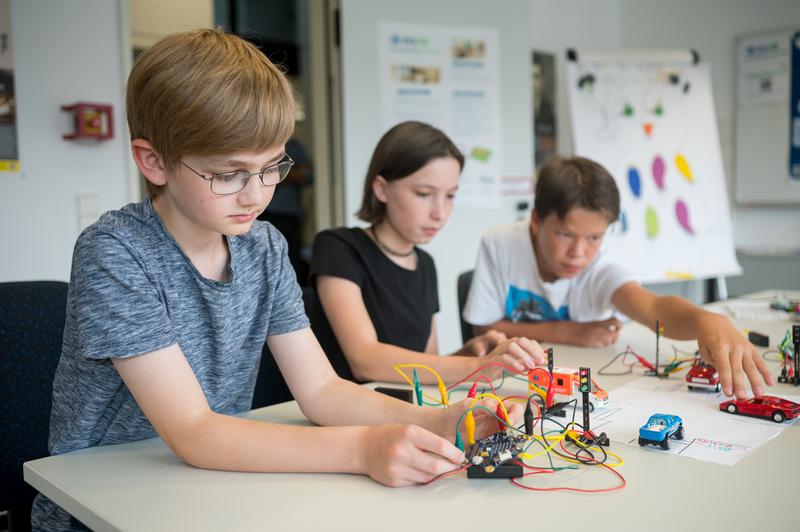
top-left (675, 199), bottom-right (693, 234)
top-left (652, 155), bottom-right (665, 190)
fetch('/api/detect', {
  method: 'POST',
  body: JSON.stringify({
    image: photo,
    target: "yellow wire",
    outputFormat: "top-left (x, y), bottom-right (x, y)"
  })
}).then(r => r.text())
top-left (393, 364), bottom-right (448, 405)
top-left (392, 363), bottom-right (627, 470)
top-left (469, 392), bottom-right (511, 425)
top-left (524, 432), bottom-right (568, 459)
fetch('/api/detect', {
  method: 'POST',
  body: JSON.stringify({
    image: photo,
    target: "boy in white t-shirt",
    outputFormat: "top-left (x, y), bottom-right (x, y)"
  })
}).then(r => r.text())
top-left (463, 156), bottom-right (773, 399)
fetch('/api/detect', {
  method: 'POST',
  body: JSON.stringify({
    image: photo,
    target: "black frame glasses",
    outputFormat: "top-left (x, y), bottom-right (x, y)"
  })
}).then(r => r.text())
top-left (181, 155), bottom-right (295, 196)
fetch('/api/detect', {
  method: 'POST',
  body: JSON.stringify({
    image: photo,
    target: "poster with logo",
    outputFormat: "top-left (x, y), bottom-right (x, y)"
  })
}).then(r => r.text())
top-left (0, 0), bottom-right (18, 173)
top-left (378, 23), bottom-right (502, 207)
top-left (737, 31), bottom-right (791, 107)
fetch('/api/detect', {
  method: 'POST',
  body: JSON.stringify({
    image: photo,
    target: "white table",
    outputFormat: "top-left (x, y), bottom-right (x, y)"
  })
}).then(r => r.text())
top-left (25, 292), bottom-right (800, 531)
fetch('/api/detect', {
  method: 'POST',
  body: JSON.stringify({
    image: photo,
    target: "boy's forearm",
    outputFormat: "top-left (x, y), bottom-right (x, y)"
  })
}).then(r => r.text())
top-left (475, 320), bottom-right (564, 344)
top-left (345, 341), bottom-right (483, 384)
top-left (177, 392), bottom-right (446, 475)
top-left (174, 411), bottom-right (370, 474)
top-left (648, 295), bottom-right (708, 339)
top-left (299, 372), bottom-right (450, 436)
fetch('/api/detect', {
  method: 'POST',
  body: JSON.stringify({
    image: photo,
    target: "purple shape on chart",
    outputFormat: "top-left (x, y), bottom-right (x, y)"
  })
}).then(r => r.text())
top-left (652, 155), bottom-right (665, 190)
top-left (628, 167), bottom-right (642, 198)
top-left (675, 199), bottom-right (693, 234)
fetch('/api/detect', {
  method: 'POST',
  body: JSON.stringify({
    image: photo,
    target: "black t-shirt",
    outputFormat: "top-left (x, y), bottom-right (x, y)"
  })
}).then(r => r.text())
top-left (309, 227), bottom-right (439, 382)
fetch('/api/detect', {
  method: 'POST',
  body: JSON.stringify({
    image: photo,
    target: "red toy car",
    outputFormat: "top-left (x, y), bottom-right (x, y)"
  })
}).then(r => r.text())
top-left (685, 361), bottom-right (720, 392)
top-left (719, 395), bottom-right (800, 424)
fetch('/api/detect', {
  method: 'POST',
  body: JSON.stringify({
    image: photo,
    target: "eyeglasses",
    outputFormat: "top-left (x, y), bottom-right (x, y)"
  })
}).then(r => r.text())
top-left (181, 155), bottom-right (294, 196)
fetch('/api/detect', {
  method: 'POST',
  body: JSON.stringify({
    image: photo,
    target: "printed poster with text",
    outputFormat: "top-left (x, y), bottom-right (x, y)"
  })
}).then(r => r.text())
top-left (379, 23), bottom-right (502, 207)
top-left (566, 59), bottom-right (740, 283)
top-left (0, 0), bottom-right (19, 172)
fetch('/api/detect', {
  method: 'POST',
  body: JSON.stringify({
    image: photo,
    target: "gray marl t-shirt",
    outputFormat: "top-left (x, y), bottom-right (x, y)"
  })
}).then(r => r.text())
top-left (31, 198), bottom-right (308, 531)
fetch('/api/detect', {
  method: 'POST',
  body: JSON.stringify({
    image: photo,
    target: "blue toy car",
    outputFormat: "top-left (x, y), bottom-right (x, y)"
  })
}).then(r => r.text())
top-left (638, 414), bottom-right (685, 450)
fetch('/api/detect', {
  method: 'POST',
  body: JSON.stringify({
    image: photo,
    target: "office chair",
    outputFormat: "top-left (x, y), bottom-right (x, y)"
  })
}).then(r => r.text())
top-left (252, 286), bottom-right (316, 409)
top-left (0, 281), bottom-right (68, 532)
top-left (457, 270), bottom-right (475, 344)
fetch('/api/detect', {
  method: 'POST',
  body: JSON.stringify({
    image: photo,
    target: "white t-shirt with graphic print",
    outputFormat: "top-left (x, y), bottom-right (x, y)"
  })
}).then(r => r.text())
top-left (463, 220), bottom-right (637, 326)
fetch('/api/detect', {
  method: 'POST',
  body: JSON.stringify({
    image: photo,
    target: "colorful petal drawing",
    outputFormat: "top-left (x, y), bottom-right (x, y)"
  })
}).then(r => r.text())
top-left (675, 199), bottom-right (693, 234)
top-left (652, 155), bottom-right (665, 190)
top-left (620, 211), bottom-right (628, 233)
top-left (645, 206), bottom-right (659, 239)
top-left (628, 167), bottom-right (642, 198)
top-left (675, 153), bottom-right (694, 183)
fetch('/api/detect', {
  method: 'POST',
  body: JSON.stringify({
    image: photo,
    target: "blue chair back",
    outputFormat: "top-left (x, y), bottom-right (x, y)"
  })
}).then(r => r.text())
top-left (0, 281), bottom-right (68, 532)
top-left (252, 286), bottom-right (316, 409)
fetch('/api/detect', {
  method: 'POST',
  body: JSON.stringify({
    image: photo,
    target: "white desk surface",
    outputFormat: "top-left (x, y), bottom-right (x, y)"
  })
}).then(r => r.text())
top-left (25, 292), bottom-right (800, 532)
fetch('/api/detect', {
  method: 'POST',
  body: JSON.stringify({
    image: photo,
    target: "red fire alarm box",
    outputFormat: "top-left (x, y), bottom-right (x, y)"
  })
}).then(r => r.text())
top-left (61, 102), bottom-right (114, 140)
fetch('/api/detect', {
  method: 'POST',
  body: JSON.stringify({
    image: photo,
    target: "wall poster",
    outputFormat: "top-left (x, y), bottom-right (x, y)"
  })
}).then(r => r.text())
top-left (379, 22), bottom-right (502, 207)
top-left (0, 0), bottom-right (18, 173)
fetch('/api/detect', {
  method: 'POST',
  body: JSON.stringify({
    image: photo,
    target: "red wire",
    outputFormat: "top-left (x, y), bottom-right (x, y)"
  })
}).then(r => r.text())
top-left (469, 375), bottom-right (498, 396)
top-left (510, 463), bottom-right (626, 493)
top-left (420, 463), bottom-right (471, 485)
top-left (447, 362), bottom-right (525, 390)
top-left (622, 346), bottom-right (655, 371)
top-left (515, 460), bottom-right (553, 473)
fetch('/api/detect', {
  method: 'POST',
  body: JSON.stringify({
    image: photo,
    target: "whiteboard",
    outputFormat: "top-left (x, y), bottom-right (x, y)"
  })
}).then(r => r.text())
top-left (734, 27), bottom-right (800, 205)
top-left (566, 52), bottom-right (740, 283)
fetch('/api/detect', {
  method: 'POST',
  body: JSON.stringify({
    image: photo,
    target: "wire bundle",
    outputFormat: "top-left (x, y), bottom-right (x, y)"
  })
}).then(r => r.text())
top-left (393, 363), bottom-right (627, 493)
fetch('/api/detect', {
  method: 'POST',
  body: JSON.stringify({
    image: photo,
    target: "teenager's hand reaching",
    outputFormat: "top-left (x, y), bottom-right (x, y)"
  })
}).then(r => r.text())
top-left (461, 329), bottom-right (507, 356)
top-left (478, 336), bottom-right (546, 376)
top-left (695, 313), bottom-right (774, 399)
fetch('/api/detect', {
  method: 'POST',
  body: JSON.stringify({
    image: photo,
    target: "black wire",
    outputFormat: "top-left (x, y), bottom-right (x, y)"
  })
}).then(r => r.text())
top-left (539, 399), bottom-right (608, 465)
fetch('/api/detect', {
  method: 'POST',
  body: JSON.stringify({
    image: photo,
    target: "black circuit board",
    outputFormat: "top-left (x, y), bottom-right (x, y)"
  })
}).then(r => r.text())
top-left (466, 430), bottom-right (528, 473)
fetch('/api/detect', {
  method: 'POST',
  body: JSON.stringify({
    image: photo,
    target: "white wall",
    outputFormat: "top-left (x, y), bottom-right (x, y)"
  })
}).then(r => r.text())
top-left (0, 0), bottom-right (132, 282)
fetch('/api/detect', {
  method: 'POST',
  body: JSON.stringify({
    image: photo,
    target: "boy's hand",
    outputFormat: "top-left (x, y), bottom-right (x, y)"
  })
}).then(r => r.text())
top-left (361, 398), bottom-right (524, 486)
top-left (462, 329), bottom-right (507, 356)
top-left (360, 424), bottom-right (464, 486)
top-left (481, 336), bottom-right (546, 375)
top-left (696, 313), bottom-right (774, 398)
top-left (566, 318), bottom-right (622, 347)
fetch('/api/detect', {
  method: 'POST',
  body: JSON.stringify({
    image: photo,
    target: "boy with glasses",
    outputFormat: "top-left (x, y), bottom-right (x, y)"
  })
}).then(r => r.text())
top-left (32, 29), bottom-right (505, 530)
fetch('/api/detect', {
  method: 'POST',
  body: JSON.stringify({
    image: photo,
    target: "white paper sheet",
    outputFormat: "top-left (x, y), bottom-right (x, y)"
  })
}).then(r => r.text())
top-left (589, 377), bottom-right (799, 465)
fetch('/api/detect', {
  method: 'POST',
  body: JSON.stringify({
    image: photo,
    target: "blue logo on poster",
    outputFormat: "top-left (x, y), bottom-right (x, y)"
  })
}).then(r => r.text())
top-left (790, 32), bottom-right (800, 179)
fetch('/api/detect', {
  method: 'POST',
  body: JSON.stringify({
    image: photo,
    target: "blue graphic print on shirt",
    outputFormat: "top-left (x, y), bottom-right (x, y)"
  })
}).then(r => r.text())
top-left (504, 285), bottom-right (570, 322)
